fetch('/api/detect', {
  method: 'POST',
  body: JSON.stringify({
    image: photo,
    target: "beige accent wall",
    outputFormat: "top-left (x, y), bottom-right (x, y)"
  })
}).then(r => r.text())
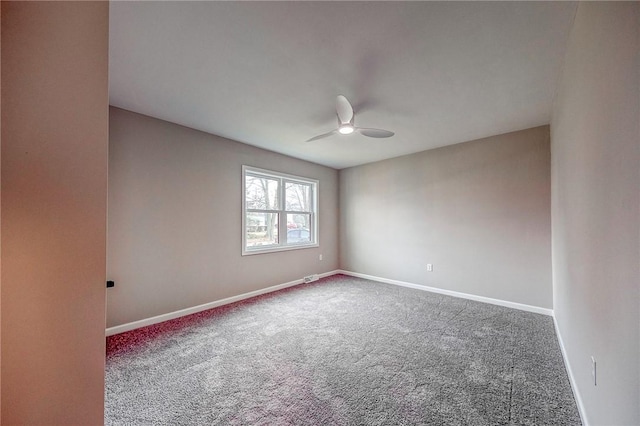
top-left (0, 6), bottom-right (3, 416)
top-left (340, 126), bottom-right (552, 309)
top-left (1, 2), bottom-right (109, 424)
top-left (1, 5), bottom-right (3, 416)
top-left (551, 2), bottom-right (639, 425)
top-left (107, 107), bottom-right (339, 327)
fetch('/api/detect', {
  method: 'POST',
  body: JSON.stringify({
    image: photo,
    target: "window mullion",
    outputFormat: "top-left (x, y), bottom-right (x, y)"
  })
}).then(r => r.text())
top-left (278, 177), bottom-right (286, 245)
top-left (247, 209), bottom-right (280, 214)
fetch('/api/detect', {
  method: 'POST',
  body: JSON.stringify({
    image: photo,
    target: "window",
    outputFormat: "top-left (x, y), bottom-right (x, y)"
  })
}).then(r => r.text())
top-left (242, 166), bottom-right (318, 255)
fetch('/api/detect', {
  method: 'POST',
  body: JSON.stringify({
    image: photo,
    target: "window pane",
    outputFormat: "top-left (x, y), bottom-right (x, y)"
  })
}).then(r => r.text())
top-left (246, 175), bottom-right (279, 210)
top-left (285, 182), bottom-right (311, 212)
top-left (246, 213), bottom-right (278, 247)
top-left (286, 213), bottom-right (311, 244)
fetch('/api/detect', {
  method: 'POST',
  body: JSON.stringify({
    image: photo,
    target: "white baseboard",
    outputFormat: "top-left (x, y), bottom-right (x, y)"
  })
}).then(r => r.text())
top-left (106, 269), bottom-right (340, 336)
top-left (553, 316), bottom-right (589, 426)
top-left (337, 270), bottom-right (554, 316)
top-left (108, 269), bottom-right (552, 333)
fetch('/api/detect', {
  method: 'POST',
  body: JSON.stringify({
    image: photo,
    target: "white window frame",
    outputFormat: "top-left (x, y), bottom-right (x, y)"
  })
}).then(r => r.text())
top-left (242, 165), bottom-right (319, 255)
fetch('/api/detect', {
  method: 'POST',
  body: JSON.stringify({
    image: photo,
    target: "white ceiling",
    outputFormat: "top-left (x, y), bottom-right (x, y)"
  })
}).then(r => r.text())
top-left (109, 1), bottom-right (577, 170)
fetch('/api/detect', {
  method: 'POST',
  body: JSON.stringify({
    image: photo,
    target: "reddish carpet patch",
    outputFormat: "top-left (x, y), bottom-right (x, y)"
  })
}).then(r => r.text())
top-left (106, 275), bottom-right (342, 358)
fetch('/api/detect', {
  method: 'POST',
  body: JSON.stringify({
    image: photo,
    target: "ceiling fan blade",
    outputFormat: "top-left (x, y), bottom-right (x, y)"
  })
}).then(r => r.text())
top-left (306, 130), bottom-right (337, 142)
top-left (336, 95), bottom-right (354, 124)
top-left (357, 128), bottom-right (395, 138)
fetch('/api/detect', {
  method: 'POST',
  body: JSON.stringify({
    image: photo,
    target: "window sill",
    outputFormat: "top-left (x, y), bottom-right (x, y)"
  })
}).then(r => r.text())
top-left (242, 242), bottom-right (319, 256)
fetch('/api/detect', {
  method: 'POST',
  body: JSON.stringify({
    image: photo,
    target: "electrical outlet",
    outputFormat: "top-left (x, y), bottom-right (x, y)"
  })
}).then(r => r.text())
top-left (427, 264), bottom-right (433, 272)
top-left (591, 356), bottom-right (597, 386)
top-left (319, 254), bottom-right (323, 261)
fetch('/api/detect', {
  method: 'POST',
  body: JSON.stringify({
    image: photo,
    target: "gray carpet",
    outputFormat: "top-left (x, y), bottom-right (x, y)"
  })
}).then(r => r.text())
top-left (105, 274), bottom-right (581, 425)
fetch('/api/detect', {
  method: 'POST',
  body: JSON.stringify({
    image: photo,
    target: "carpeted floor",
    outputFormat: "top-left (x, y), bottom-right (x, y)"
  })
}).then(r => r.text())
top-left (106, 275), bottom-right (581, 425)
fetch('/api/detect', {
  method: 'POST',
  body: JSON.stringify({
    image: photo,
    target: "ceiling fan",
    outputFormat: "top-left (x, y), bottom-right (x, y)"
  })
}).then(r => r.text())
top-left (306, 95), bottom-right (394, 142)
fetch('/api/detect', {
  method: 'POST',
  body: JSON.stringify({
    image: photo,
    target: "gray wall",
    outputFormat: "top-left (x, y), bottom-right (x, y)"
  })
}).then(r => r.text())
top-left (551, 3), bottom-right (639, 425)
top-left (1, 2), bottom-right (108, 423)
top-left (340, 126), bottom-right (552, 309)
top-left (107, 107), bottom-right (339, 327)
